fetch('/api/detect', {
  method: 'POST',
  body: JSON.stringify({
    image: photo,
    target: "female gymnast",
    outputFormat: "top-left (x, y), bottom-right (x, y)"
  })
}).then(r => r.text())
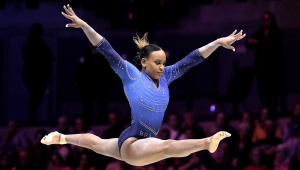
top-left (41, 4), bottom-right (246, 166)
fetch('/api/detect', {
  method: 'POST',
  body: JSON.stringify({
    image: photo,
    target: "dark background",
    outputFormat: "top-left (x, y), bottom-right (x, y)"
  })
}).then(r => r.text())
top-left (0, 0), bottom-right (299, 124)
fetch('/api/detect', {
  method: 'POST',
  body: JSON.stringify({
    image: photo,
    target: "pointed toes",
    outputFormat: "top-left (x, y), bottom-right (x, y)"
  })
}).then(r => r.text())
top-left (226, 132), bottom-right (231, 137)
top-left (216, 131), bottom-right (231, 138)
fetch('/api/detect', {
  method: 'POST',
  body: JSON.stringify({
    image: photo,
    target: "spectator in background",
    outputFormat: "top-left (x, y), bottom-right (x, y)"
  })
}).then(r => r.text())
top-left (175, 154), bottom-right (201, 170)
top-left (31, 129), bottom-right (51, 170)
top-left (105, 159), bottom-right (129, 170)
top-left (52, 117), bottom-right (72, 163)
top-left (166, 127), bottom-right (217, 170)
top-left (279, 129), bottom-right (300, 170)
top-left (209, 112), bottom-right (238, 145)
top-left (0, 121), bottom-right (31, 157)
top-left (47, 153), bottom-right (71, 170)
top-left (100, 110), bottom-right (125, 169)
top-left (182, 128), bottom-right (195, 140)
top-left (12, 150), bottom-right (36, 170)
top-left (165, 112), bottom-right (182, 140)
top-left (157, 128), bottom-right (171, 140)
top-left (55, 116), bottom-right (72, 135)
top-left (210, 140), bottom-right (231, 170)
top-left (173, 128), bottom-right (201, 170)
top-left (74, 117), bottom-right (93, 134)
top-left (102, 110), bottom-right (125, 139)
top-left (75, 153), bottom-right (96, 170)
top-left (67, 145), bottom-right (95, 170)
top-left (209, 112), bottom-right (237, 137)
top-left (241, 111), bottom-right (253, 124)
top-left (252, 108), bottom-right (282, 143)
top-left (240, 111), bottom-right (255, 135)
top-left (22, 23), bottom-right (54, 123)
top-left (284, 103), bottom-right (300, 141)
top-left (209, 112), bottom-right (238, 170)
top-left (243, 147), bottom-right (268, 170)
top-left (51, 145), bottom-right (70, 165)
top-left (255, 119), bottom-right (282, 169)
top-left (68, 117), bottom-right (95, 169)
top-left (273, 145), bottom-right (291, 170)
top-left (178, 112), bottom-right (206, 140)
top-left (232, 123), bottom-right (253, 170)
top-left (0, 152), bottom-right (13, 170)
top-left (147, 159), bottom-right (174, 170)
top-left (245, 11), bottom-right (283, 115)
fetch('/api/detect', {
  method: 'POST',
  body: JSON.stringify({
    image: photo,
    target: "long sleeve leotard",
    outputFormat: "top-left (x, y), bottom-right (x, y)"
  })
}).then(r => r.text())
top-left (95, 37), bottom-right (205, 145)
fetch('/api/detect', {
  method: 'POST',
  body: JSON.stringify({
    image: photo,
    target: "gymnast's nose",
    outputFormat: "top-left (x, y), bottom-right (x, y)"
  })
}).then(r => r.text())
top-left (159, 65), bottom-right (164, 72)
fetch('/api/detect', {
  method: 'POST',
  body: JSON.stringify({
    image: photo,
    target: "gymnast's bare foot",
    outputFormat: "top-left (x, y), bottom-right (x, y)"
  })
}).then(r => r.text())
top-left (40, 131), bottom-right (61, 145)
top-left (208, 131), bottom-right (231, 153)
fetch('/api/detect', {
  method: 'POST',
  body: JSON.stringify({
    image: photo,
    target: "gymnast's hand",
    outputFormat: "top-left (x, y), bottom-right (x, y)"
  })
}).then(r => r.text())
top-left (61, 4), bottom-right (86, 28)
top-left (218, 29), bottom-right (246, 51)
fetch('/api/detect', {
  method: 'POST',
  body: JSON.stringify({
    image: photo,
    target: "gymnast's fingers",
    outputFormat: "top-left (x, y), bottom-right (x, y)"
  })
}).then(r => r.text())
top-left (67, 4), bottom-right (76, 15)
top-left (230, 29), bottom-right (237, 36)
top-left (234, 30), bottom-right (243, 37)
top-left (222, 41), bottom-right (235, 51)
top-left (237, 33), bottom-right (246, 40)
top-left (63, 5), bottom-right (73, 16)
top-left (61, 12), bottom-right (73, 21)
top-left (230, 46), bottom-right (235, 52)
top-left (66, 23), bottom-right (77, 28)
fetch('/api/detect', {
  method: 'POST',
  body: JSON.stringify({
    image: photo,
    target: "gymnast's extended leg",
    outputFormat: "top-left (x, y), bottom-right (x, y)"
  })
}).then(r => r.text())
top-left (120, 131), bottom-right (230, 166)
top-left (41, 132), bottom-right (122, 160)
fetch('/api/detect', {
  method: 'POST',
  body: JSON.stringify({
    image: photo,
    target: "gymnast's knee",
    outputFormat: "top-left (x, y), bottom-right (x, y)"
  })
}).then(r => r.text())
top-left (163, 139), bottom-right (175, 157)
top-left (164, 139), bottom-right (191, 157)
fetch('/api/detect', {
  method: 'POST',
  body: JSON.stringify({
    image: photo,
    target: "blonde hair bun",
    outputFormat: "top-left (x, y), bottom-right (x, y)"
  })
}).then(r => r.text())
top-left (133, 32), bottom-right (149, 50)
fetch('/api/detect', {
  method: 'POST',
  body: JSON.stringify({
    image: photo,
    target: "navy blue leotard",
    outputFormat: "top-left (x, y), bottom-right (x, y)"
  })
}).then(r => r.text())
top-left (95, 38), bottom-right (205, 154)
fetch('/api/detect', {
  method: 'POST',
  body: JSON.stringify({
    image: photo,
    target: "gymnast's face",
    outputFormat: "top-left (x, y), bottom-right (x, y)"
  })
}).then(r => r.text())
top-left (142, 50), bottom-right (166, 80)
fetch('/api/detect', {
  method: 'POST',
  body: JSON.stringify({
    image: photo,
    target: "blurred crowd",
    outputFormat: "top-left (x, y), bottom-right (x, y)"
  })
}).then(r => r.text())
top-left (1, 103), bottom-right (300, 170)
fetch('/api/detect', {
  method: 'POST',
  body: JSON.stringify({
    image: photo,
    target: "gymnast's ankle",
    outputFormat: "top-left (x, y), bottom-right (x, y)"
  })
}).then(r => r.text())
top-left (59, 133), bottom-right (67, 144)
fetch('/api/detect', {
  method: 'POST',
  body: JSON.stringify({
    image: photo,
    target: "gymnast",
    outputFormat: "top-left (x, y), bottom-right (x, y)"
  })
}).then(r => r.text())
top-left (41, 4), bottom-right (246, 166)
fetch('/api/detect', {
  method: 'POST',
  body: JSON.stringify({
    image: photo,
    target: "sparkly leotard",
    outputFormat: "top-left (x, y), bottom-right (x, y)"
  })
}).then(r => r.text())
top-left (95, 38), bottom-right (205, 154)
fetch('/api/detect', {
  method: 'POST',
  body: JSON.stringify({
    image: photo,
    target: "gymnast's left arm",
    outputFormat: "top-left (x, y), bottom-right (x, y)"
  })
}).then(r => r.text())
top-left (199, 29), bottom-right (246, 58)
top-left (164, 29), bottom-right (246, 85)
top-left (61, 4), bottom-right (140, 85)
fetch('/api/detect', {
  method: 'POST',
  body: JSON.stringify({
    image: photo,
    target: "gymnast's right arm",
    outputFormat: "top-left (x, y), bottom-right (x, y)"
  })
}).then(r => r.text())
top-left (61, 4), bottom-right (140, 85)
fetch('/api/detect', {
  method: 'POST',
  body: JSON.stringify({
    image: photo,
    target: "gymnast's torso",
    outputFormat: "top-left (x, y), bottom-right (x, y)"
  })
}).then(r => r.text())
top-left (95, 38), bottom-right (204, 148)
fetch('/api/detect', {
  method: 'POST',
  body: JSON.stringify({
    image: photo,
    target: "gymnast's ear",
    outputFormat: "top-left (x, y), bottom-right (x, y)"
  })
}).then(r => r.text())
top-left (141, 58), bottom-right (147, 67)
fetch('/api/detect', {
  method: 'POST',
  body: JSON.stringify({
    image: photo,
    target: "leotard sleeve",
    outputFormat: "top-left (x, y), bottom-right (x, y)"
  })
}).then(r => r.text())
top-left (163, 49), bottom-right (205, 85)
top-left (95, 38), bottom-right (141, 85)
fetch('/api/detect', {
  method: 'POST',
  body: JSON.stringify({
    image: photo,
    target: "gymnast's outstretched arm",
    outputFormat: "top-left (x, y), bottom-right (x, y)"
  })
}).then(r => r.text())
top-left (163, 29), bottom-right (246, 85)
top-left (62, 4), bottom-right (140, 85)
top-left (61, 5), bottom-right (103, 45)
top-left (199, 29), bottom-right (246, 58)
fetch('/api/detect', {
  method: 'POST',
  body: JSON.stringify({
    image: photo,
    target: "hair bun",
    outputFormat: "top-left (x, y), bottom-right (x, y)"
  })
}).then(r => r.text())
top-left (133, 32), bottom-right (149, 50)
